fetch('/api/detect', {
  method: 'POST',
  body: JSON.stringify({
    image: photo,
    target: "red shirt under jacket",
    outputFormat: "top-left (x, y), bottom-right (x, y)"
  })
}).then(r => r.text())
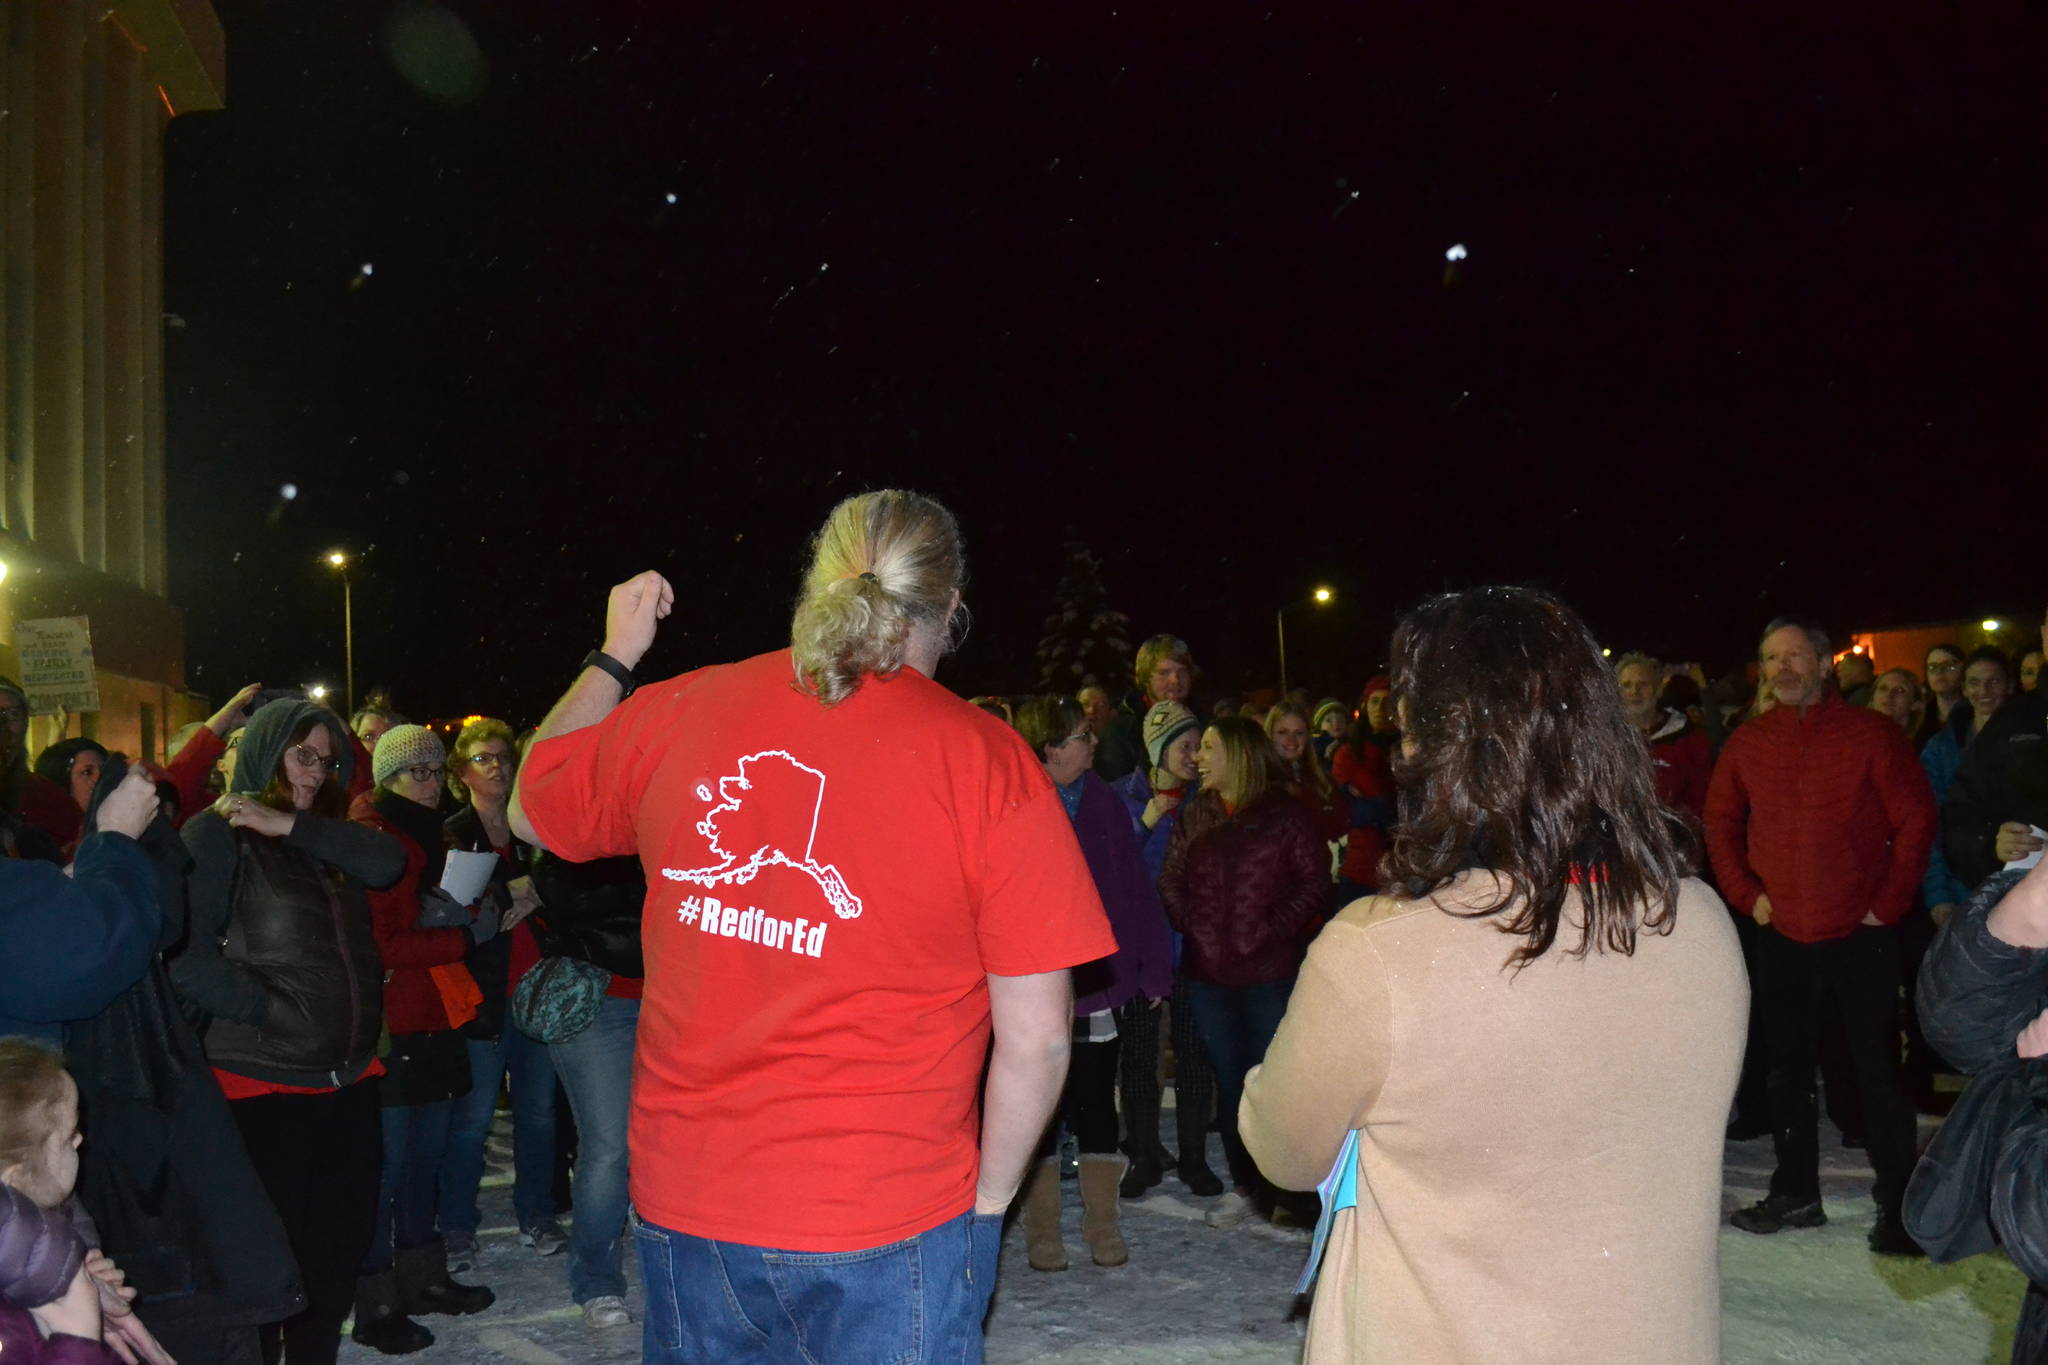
top-left (1703, 693), bottom-right (1935, 943)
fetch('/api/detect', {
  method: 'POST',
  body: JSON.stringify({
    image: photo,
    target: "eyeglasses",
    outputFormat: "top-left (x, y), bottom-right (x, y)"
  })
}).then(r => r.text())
top-left (287, 743), bottom-right (343, 774)
top-left (467, 752), bottom-right (513, 769)
top-left (405, 764), bottom-right (446, 783)
top-left (1056, 730), bottom-right (1098, 748)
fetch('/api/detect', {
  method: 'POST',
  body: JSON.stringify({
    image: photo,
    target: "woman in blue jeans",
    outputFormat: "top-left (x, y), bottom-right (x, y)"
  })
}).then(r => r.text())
top-left (528, 847), bottom-right (646, 1328)
top-left (441, 720), bottom-right (562, 1269)
top-left (1159, 717), bottom-right (1328, 1229)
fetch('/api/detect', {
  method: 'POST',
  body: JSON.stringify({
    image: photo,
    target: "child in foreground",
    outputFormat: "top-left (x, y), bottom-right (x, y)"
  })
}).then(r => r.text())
top-left (0, 1037), bottom-right (172, 1364)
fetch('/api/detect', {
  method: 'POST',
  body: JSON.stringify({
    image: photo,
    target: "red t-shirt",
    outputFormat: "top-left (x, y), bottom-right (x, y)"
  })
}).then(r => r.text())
top-left (520, 649), bottom-right (1117, 1251)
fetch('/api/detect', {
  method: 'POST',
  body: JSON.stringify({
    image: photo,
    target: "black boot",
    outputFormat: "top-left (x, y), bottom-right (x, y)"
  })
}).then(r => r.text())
top-left (350, 1270), bottom-right (434, 1354)
top-left (395, 1242), bottom-right (495, 1317)
top-left (1119, 1149), bottom-right (1164, 1199)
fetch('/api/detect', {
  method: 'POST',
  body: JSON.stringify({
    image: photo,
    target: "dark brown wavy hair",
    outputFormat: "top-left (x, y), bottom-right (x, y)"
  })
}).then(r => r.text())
top-left (1380, 586), bottom-right (1698, 970)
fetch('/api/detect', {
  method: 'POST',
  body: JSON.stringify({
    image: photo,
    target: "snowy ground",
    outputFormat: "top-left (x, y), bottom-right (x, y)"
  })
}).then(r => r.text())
top-left (336, 1112), bottom-right (2027, 1364)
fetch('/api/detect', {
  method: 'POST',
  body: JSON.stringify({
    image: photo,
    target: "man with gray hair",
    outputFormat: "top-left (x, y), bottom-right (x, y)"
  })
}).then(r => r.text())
top-left (1703, 614), bottom-right (1936, 1255)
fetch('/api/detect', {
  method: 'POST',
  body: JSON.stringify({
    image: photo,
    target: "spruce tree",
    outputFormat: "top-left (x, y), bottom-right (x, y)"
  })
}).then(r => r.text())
top-left (1033, 541), bottom-right (1134, 691)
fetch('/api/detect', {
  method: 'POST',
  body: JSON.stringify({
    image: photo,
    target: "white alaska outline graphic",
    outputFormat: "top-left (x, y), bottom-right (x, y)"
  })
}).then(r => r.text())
top-left (660, 750), bottom-right (864, 919)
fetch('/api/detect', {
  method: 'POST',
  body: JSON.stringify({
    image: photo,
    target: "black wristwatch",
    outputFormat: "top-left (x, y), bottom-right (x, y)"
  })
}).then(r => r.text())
top-left (581, 649), bottom-right (639, 698)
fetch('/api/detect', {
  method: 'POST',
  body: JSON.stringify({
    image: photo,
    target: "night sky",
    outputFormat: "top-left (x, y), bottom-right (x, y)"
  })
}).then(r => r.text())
top-left (164, 2), bottom-right (2044, 724)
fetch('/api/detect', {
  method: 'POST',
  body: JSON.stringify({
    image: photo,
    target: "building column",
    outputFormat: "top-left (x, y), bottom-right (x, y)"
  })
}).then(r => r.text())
top-left (31, 3), bottom-right (86, 562)
top-left (102, 30), bottom-right (148, 586)
top-left (1, 3), bottom-right (38, 537)
top-left (81, 14), bottom-right (109, 574)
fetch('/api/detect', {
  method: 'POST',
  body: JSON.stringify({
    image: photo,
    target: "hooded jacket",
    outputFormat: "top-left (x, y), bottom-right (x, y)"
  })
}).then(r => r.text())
top-left (171, 699), bottom-right (403, 1087)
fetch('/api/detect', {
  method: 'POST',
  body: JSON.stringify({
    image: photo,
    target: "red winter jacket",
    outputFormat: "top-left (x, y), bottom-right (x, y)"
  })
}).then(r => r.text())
top-left (1703, 693), bottom-right (1936, 944)
top-left (1645, 710), bottom-right (1714, 820)
top-left (1160, 787), bottom-right (1329, 987)
top-left (348, 791), bottom-right (474, 1034)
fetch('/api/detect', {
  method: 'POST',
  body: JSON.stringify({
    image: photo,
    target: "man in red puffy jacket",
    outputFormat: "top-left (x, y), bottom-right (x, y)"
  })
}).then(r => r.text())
top-left (1704, 614), bottom-right (1936, 1256)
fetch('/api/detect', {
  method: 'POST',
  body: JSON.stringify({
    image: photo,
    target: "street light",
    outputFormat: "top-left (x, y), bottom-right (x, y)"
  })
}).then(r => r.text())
top-left (1277, 586), bottom-right (1336, 698)
top-left (307, 684), bottom-right (328, 702)
top-left (324, 550), bottom-right (354, 716)
top-left (1984, 619), bottom-right (2003, 633)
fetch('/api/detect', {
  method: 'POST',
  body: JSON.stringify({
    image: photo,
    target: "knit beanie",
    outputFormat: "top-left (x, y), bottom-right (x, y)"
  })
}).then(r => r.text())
top-left (373, 724), bottom-right (445, 788)
top-left (1311, 698), bottom-right (1347, 733)
top-left (1360, 676), bottom-right (1392, 706)
top-left (1142, 701), bottom-right (1199, 772)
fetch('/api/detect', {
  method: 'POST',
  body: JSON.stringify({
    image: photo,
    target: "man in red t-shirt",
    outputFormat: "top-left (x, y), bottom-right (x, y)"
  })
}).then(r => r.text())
top-left (511, 494), bottom-right (1116, 1364)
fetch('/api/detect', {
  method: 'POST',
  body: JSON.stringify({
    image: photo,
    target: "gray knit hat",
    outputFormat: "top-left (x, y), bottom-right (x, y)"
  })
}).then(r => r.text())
top-left (372, 724), bottom-right (446, 787)
top-left (1142, 701), bottom-right (1199, 772)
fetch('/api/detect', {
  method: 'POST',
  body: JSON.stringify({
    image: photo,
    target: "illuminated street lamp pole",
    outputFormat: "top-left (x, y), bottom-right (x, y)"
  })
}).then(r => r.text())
top-left (1277, 586), bottom-right (1335, 698)
top-left (325, 551), bottom-right (354, 716)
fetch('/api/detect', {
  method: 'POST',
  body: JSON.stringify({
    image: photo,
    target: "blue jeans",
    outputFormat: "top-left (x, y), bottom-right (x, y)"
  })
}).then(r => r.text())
top-left (1185, 976), bottom-right (1296, 1191)
top-left (440, 1029), bottom-right (560, 1236)
top-left (365, 1099), bottom-right (455, 1271)
top-left (548, 994), bottom-right (639, 1302)
top-left (636, 1209), bottom-right (1001, 1365)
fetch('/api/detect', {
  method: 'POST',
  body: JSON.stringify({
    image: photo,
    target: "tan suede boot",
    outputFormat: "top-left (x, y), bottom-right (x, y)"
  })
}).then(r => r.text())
top-left (1019, 1156), bottom-right (1069, 1272)
top-left (1078, 1154), bottom-right (1130, 1267)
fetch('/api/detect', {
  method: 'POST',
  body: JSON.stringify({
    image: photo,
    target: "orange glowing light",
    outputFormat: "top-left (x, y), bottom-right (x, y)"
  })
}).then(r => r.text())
top-left (156, 85), bottom-right (176, 117)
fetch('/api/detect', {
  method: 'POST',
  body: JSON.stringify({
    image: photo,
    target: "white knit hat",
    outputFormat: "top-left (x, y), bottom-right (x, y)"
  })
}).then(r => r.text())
top-left (372, 724), bottom-right (446, 787)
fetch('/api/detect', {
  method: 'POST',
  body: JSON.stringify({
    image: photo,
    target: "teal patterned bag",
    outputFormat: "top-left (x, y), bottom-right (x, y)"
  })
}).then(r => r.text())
top-left (510, 956), bottom-right (611, 1044)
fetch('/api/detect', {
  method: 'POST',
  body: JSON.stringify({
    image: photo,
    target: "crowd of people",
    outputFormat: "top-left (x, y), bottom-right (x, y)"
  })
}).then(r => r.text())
top-left (3, 486), bottom-right (2047, 1364)
top-left (0, 678), bottom-right (643, 1362)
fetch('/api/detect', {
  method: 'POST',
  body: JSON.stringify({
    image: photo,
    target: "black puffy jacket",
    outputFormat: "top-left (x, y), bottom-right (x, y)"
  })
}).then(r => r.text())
top-left (529, 851), bottom-right (644, 979)
top-left (1915, 870), bottom-right (2048, 1364)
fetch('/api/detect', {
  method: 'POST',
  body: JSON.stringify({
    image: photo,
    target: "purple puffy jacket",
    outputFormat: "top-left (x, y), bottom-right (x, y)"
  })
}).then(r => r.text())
top-left (0, 1184), bottom-right (86, 1308)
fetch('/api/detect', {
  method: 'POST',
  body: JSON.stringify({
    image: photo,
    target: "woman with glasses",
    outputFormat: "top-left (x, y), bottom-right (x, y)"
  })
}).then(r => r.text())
top-left (1922, 647), bottom-right (2015, 922)
top-left (438, 719), bottom-right (563, 1282)
top-left (170, 697), bottom-right (406, 1364)
top-left (347, 725), bottom-right (499, 1350)
top-left (1007, 695), bottom-right (1173, 1273)
top-left (1919, 643), bottom-right (1966, 746)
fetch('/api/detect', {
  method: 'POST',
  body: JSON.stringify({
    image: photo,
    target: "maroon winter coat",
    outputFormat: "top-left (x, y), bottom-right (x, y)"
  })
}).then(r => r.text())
top-left (1159, 787), bottom-right (1328, 987)
top-left (1703, 692), bottom-right (1936, 944)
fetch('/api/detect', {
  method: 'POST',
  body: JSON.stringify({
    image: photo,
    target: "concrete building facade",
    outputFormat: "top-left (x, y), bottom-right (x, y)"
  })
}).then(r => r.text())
top-left (0, 1), bottom-right (222, 762)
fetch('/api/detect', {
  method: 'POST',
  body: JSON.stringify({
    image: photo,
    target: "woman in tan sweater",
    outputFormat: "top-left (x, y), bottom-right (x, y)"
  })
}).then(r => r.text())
top-left (1241, 586), bottom-right (1747, 1365)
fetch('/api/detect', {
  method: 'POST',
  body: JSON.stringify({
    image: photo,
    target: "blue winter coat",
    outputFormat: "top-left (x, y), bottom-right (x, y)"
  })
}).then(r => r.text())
top-left (0, 832), bottom-right (158, 1042)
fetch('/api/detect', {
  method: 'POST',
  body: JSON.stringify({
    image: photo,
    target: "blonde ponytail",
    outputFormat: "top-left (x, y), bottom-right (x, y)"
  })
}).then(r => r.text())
top-left (790, 491), bottom-right (966, 705)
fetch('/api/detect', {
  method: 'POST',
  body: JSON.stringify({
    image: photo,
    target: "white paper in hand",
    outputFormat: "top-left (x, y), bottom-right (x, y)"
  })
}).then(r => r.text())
top-left (441, 849), bottom-right (499, 906)
top-left (2004, 826), bottom-right (2048, 873)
